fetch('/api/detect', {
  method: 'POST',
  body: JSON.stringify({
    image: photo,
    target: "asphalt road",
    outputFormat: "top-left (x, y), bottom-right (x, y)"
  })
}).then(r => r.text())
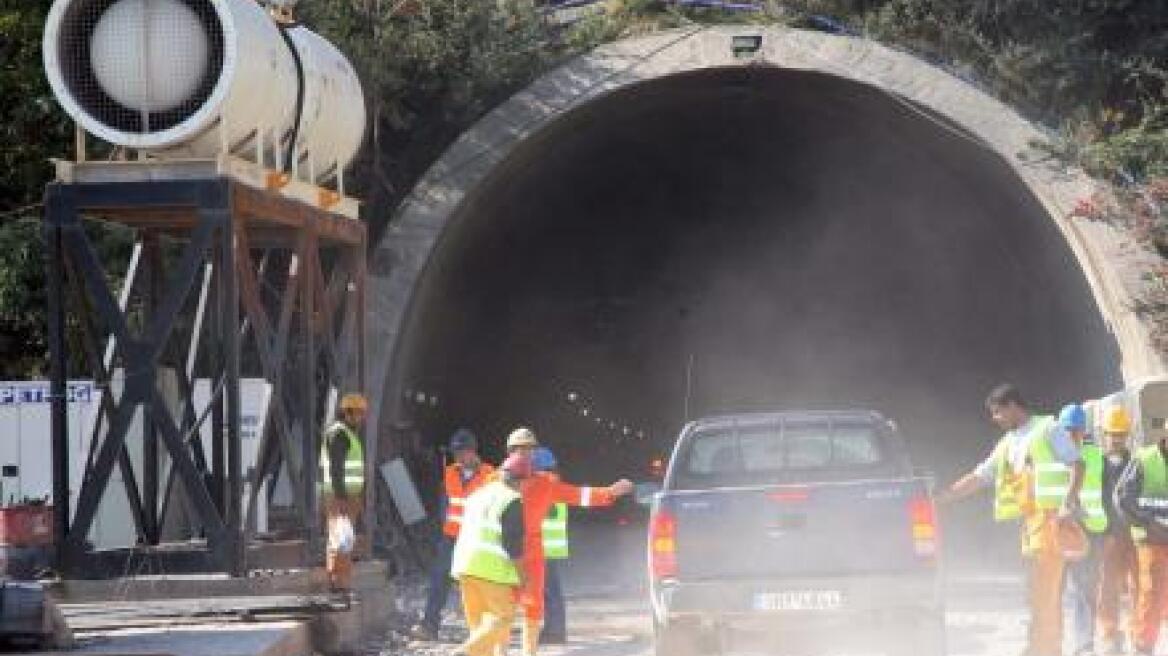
top-left (380, 518), bottom-right (1066, 656)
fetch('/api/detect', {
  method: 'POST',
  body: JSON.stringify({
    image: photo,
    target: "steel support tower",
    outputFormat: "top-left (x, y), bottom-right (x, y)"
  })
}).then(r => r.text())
top-left (43, 159), bottom-right (366, 577)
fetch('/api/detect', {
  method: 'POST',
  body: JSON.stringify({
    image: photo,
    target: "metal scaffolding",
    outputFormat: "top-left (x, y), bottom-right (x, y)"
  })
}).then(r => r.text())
top-left (44, 169), bottom-right (366, 577)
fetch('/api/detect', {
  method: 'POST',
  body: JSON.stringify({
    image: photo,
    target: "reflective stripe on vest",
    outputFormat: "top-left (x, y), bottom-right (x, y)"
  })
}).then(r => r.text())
top-left (1132, 445), bottom-right (1168, 542)
top-left (450, 481), bottom-right (521, 585)
top-left (444, 465), bottom-right (493, 538)
top-left (993, 416), bottom-right (1066, 520)
top-left (542, 502), bottom-right (569, 560)
top-left (318, 422), bottom-right (364, 495)
top-left (1080, 444), bottom-right (1108, 534)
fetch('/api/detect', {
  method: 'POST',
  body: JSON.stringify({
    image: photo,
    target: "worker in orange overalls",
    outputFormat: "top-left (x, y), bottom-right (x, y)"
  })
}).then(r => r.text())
top-left (504, 427), bottom-right (633, 655)
top-left (939, 384), bottom-right (1084, 656)
top-left (412, 429), bottom-right (495, 640)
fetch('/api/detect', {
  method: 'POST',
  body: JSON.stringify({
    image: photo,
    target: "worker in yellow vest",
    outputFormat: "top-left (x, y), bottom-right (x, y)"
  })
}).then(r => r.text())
top-left (1115, 422), bottom-right (1168, 656)
top-left (320, 393), bottom-right (367, 592)
top-left (939, 384), bottom-right (1085, 656)
top-left (532, 447), bottom-right (569, 644)
top-left (451, 452), bottom-right (531, 656)
top-left (1095, 405), bottom-right (1137, 655)
top-left (1059, 403), bottom-right (1107, 656)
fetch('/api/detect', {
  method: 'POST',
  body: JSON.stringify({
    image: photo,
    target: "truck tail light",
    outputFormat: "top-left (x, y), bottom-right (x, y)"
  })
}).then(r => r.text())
top-left (649, 508), bottom-right (678, 580)
top-left (909, 495), bottom-right (939, 558)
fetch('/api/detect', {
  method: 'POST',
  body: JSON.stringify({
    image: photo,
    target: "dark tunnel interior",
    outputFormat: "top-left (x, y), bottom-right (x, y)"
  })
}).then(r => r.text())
top-left (393, 66), bottom-right (1122, 567)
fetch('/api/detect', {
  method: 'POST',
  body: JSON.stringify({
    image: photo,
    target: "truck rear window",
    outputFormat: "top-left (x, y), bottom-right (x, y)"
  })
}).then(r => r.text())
top-left (678, 421), bottom-right (884, 484)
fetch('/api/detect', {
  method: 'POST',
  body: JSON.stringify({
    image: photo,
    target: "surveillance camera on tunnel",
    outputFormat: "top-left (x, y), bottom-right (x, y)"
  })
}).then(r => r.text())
top-left (1131, 376), bottom-right (1168, 446)
top-left (42, 0), bottom-right (365, 186)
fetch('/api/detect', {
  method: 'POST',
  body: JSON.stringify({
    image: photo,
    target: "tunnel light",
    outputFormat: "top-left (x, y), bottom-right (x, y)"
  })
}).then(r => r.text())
top-left (731, 34), bottom-right (763, 58)
top-left (567, 392), bottom-right (579, 403)
top-left (622, 426), bottom-right (630, 435)
top-left (581, 407), bottom-right (589, 417)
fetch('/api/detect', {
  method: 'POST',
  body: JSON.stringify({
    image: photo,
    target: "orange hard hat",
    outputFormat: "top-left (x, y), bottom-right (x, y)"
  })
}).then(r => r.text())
top-left (1057, 518), bottom-right (1089, 561)
top-left (340, 393), bottom-right (367, 412)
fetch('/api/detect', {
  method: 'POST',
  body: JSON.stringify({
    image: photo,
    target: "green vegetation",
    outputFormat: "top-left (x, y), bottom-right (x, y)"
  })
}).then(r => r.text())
top-left (0, 0), bottom-right (70, 377)
top-left (0, 0), bottom-right (1165, 375)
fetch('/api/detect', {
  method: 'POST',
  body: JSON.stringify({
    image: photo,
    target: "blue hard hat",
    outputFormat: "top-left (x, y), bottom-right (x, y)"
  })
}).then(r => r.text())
top-left (448, 429), bottom-right (477, 452)
top-left (532, 446), bottom-right (557, 472)
top-left (1058, 403), bottom-right (1088, 431)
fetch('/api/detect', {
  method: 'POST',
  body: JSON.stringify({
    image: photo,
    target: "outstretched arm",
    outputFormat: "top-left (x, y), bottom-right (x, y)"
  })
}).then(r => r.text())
top-left (549, 477), bottom-right (634, 508)
top-left (937, 471), bottom-right (987, 506)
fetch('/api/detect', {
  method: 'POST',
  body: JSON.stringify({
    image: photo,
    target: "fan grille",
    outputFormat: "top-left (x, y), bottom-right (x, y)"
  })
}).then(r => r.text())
top-left (57, 0), bottom-right (225, 135)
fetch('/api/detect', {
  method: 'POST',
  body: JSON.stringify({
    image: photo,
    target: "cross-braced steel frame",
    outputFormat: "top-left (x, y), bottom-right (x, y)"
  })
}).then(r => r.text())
top-left (44, 177), bottom-right (366, 577)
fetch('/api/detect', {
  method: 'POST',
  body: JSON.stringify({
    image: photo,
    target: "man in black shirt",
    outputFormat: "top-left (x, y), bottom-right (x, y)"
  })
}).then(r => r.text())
top-left (1115, 411), bottom-right (1168, 656)
top-left (1097, 405), bottom-right (1136, 654)
top-left (321, 393), bottom-right (367, 591)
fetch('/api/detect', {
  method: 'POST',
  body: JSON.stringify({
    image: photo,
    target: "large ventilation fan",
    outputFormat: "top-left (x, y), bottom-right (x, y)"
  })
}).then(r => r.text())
top-left (44, 0), bottom-right (366, 183)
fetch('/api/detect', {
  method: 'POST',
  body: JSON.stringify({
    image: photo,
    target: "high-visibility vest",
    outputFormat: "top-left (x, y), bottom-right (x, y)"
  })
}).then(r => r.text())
top-left (993, 416), bottom-right (1067, 521)
top-left (318, 422), bottom-right (364, 496)
top-left (443, 463), bottom-right (495, 538)
top-left (450, 481), bottom-right (521, 585)
top-left (1131, 445), bottom-right (1168, 542)
top-left (542, 502), bottom-right (569, 560)
top-left (1080, 444), bottom-right (1108, 534)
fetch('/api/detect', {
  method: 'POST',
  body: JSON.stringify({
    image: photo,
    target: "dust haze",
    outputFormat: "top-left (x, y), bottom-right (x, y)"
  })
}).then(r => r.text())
top-left (397, 66), bottom-right (1121, 571)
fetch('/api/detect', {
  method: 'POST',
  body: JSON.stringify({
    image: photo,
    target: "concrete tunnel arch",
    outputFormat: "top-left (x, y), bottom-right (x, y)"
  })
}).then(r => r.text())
top-left (364, 26), bottom-right (1165, 494)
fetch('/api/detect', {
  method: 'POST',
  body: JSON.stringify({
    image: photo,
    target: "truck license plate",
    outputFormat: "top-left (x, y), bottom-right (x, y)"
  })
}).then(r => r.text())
top-left (752, 590), bottom-right (843, 611)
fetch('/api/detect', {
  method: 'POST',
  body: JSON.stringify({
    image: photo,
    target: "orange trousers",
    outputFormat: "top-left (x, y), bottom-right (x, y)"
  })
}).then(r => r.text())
top-left (1098, 532), bottom-right (1138, 645)
top-left (1133, 543), bottom-right (1168, 652)
top-left (1022, 514), bottom-right (1065, 656)
top-left (518, 556), bottom-right (546, 655)
top-left (458, 575), bottom-right (518, 656)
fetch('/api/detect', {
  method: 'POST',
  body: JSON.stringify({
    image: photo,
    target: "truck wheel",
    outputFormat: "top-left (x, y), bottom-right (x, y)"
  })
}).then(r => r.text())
top-left (653, 620), bottom-right (705, 656)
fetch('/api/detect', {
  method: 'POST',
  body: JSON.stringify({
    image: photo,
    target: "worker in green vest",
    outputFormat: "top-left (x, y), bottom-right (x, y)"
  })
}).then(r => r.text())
top-left (1095, 405), bottom-right (1136, 655)
top-left (1115, 421), bottom-right (1168, 656)
top-left (320, 393), bottom-right (367, 592)
top-left (532, 447), bottom-right (568, 644)
top-left (939, 384), bottom-right (1085, 656)
top-left (1060, 403), bottom-right (1106, 656)
top-left (451, 452), bottom-right (530, 656)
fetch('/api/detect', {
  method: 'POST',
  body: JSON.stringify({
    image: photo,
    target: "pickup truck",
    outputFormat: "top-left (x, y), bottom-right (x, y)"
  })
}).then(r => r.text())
top-left (647, 410), bottom-right (944, 656)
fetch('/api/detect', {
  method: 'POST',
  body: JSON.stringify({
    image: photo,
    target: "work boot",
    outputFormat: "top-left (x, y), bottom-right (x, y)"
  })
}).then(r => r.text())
top-left (409, 622), bottom-right (440, 641)
top-left (539, 631), bottom-right (566, 645)
top-left (1099, 637), bottom-right (1125, 655)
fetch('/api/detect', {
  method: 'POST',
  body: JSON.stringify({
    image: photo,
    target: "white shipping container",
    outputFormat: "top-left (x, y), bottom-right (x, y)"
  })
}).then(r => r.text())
top-left (0, 381), bottom-right (97, 506)
top-left (0, 378), bottom-right (271, 550)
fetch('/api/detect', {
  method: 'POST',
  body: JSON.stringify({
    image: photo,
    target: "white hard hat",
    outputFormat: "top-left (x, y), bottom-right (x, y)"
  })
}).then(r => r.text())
top-left (506, 427), bottom-right (538, 449)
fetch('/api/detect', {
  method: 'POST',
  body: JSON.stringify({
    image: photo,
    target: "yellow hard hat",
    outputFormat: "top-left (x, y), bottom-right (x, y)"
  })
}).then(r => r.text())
top-left (340, 393), bottom-right (367, 412)
top-left (506, 427), bottom-right (538, 449)
top-left (1102, 405), bottom-right (1132, 434)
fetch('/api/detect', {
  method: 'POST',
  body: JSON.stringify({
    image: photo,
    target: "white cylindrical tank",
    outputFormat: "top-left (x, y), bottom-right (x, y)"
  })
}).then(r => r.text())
top-left (43, 0), bottom-right (366, 183)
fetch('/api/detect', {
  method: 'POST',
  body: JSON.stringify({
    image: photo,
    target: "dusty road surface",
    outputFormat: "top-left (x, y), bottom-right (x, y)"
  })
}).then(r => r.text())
top-left (375, 517), bottom-right (1057, 656)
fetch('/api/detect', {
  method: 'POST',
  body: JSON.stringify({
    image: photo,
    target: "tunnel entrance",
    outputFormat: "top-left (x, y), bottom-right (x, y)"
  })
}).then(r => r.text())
top-left (395, 65), bottom-right (1121, 491)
